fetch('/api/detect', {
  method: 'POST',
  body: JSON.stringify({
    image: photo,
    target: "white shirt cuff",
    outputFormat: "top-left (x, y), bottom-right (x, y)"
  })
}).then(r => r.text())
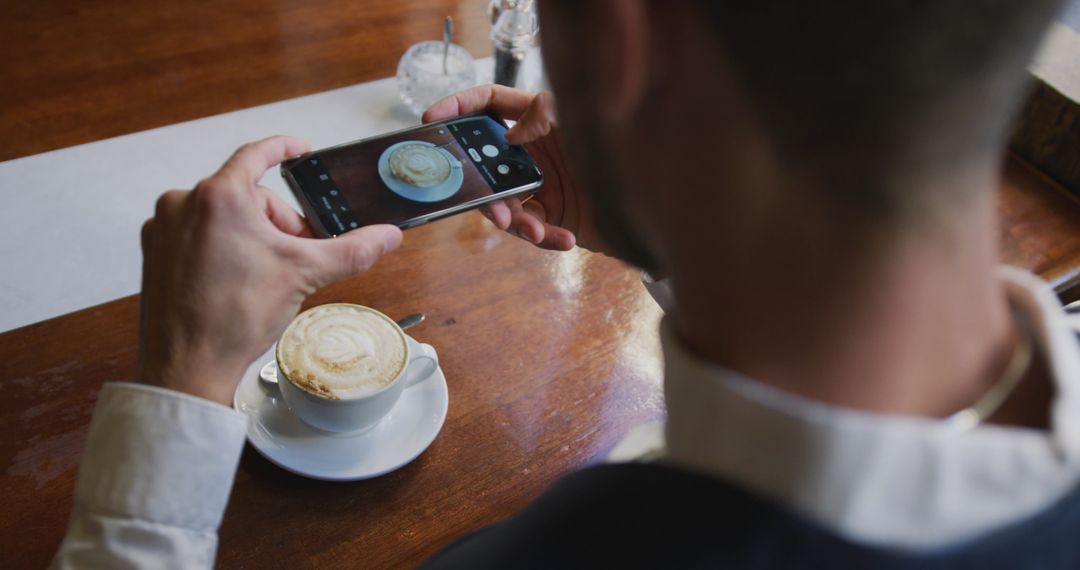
top-left (73, 382), bottom-right (247, 532)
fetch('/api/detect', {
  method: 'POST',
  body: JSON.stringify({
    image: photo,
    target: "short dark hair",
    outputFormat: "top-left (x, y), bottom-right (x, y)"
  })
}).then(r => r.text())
top-left (700, 1), bottom-right (1064, 218)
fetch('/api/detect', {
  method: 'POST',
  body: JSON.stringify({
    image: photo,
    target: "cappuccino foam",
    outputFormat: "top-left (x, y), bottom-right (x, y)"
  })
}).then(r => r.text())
top-left (389, 143), bottom-right (452, 188)
top-left (277, 304), bottom-right (407, 400)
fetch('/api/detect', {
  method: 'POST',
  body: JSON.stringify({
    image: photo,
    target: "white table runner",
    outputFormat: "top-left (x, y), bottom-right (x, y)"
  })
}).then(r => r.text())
top-left (0, 54), bottom-right (541, 332)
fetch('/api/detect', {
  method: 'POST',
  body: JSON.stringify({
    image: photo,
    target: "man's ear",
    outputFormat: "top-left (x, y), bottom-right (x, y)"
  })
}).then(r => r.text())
top-left (596, 0), bottom-right (649, 123)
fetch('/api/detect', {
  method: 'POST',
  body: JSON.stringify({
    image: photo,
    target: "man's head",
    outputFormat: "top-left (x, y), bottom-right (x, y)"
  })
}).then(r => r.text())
top-left (538, 0), bottom-right (1063, 274)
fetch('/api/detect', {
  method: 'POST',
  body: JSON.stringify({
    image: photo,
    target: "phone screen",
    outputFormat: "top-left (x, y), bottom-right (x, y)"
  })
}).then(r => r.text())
top-left (283, 113), bottom-right (542, 236)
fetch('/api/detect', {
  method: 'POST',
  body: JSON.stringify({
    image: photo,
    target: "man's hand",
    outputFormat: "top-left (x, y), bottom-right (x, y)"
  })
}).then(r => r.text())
top-left (138, 136), bottom-right (403, 405)
top-left (423, 85), bottom-right (608, 255)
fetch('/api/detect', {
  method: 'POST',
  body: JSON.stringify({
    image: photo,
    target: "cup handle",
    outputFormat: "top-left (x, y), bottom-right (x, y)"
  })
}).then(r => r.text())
top-left (257, 360), bottom-right (282, 394)
top-left (403, 341), bottom-right (439, 388)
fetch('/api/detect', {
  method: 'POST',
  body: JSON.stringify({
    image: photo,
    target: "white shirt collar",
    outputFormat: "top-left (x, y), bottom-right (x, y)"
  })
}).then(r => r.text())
top-left (657, 266), bottom-right (1080, 550)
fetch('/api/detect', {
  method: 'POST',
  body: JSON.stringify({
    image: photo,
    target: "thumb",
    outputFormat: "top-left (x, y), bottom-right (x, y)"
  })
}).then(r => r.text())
top-left (305, 224), bottom-right (403, 286)
top-left (506, 92), bottom-right (557, 145)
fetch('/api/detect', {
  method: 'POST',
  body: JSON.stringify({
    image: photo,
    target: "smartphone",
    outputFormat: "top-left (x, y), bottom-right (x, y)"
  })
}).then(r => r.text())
top-left (280, 112), bottom-right (544, 237)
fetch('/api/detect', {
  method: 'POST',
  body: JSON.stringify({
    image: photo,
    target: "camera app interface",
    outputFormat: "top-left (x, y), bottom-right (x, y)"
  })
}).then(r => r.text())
top-left (288, 115), bottom-right (541, 235)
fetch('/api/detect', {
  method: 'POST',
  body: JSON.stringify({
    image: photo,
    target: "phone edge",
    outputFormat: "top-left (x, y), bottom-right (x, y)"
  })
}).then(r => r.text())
top-left (285, 111), bottom-right (500, 165)
top-left (280, 166), bottom-right (333, 238)
top-left (397, 179), bottom-right (543, 229)
top-left (278, 110), bottom-right (539, 236)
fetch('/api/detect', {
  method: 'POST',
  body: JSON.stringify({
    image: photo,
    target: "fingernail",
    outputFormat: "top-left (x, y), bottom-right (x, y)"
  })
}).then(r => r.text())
top-left (513, 228), bottom-right (534, 243)
top-left (380, 226), bottom-right (404, 252)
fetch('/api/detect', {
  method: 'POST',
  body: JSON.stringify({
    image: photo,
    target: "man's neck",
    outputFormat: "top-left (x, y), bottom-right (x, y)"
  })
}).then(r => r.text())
top-left (668, 180), bottom-right (1023, 419)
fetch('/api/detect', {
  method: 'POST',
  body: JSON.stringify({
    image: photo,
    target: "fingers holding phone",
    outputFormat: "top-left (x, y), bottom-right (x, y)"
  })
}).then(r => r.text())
top-left (138, 136), bottom-right (402, 405)
top-left (425, 85), bottom-right (605, 255)
top-left (281, 109), bottom-right (543, 236)
top-left (483, 194), bottom-right (576, 252)
top-left (504, 90), bottom-right (558, 145)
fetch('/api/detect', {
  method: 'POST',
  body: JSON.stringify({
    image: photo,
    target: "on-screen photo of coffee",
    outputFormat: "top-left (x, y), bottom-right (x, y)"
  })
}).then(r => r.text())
top-left (319, 124), bottom-right (492, 227)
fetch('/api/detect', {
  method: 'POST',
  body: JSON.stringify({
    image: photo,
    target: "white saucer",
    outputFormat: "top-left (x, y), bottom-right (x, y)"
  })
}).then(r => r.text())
top-left (377, 140), bottom-right (464, 203)
top-left (232, 339), bottom-right (449, 481)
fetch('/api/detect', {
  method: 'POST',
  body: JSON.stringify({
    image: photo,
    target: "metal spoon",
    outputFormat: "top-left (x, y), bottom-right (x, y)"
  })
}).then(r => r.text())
top-left (442, 16), bottom-right (453, 75)
top-left (259, 313), bottom-right (426, 385)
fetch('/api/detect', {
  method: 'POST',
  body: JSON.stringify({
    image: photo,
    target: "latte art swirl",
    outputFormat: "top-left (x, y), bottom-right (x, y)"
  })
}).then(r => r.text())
top-left (388, 143), bottom-right (452, 188)
top-left (277, 305), bottom-right (407, 399)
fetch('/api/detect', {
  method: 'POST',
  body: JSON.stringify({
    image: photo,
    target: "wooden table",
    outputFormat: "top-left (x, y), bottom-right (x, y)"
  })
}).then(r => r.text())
top-left (1, 1), bottom-right (1079, 568)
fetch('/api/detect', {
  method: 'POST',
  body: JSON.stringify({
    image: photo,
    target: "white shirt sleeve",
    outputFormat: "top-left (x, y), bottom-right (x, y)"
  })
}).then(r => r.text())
top-left (51, 382), bottom-right (247, 570)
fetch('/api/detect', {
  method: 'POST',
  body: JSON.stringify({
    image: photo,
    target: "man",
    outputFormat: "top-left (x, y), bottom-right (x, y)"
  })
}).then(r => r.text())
top-left (54, 0), bottom-right (1080, 568)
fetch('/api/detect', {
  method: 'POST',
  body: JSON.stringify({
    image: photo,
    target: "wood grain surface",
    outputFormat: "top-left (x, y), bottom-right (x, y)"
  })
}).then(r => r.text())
top-left (0, 214), bottom-right (666, 568)
top-left (1011, 80), bottom-right (1080, 195)
top-left (2, 1), bottom-right (1080, 568)
top-left (0, 0), bottom-right (494, 162)
top-left (999, 154), bottom-right (1080, 292)
top-left (1010, 22), bottom-right (1080, 195)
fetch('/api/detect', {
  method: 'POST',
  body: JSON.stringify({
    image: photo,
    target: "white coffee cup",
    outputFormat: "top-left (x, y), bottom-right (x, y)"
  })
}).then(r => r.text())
top-left (275, 304), bottom-right (439, 433)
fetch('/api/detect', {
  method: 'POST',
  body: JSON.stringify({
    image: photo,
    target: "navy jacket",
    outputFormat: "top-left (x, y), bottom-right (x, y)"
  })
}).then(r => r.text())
top-left (423, 326), bottom-right (1080, 569)
top-left (423, 462), bottom-right (1080, 569)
